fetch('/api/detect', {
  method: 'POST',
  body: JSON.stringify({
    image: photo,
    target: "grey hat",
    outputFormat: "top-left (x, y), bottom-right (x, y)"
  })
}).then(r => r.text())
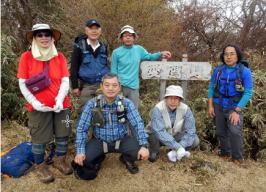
top-left (164, 85), bottom-right (184, 99)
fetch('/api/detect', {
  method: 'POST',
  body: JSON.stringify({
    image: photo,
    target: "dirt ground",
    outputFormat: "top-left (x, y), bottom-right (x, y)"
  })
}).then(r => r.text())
top-left (1, 121), bottom-right (266, 192)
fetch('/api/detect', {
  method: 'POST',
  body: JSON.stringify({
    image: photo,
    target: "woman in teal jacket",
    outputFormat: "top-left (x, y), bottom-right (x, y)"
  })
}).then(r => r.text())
top-left (111, 25), bottom-right (171, 109)
top-left (208, 43), bottom-right (253, 167)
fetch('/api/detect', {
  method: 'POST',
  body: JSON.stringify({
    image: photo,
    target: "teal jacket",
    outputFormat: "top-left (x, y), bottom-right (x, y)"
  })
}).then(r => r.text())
top-left (111, 45), bottom-right (162, 89)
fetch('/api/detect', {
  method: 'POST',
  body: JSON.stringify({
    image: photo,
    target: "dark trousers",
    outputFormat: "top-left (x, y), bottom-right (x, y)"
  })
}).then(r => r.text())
top-left (214, 103), bottom-right (243, 160)
top-left (28, 109), bottom-right (71, 144)
top-left (84, 136), bottom-right (140, 166)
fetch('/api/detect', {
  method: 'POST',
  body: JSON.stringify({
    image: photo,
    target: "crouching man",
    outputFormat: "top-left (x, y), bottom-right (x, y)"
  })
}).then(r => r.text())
top-left (73, 73), bottom-right (149, 180)
top-left (148, 85), bottom-right (199, 162)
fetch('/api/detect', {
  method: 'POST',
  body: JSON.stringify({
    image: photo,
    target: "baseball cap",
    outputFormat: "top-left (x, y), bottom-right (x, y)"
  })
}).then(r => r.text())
top-left (86, 19), bottom-right (101, 28)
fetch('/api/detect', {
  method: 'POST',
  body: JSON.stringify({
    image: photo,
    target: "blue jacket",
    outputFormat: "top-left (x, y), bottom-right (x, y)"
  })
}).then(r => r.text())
top-left (70, 35), bottom-right (108, 88)
top-left (151, 106), bottom-right (197, 150)
top-left (209, 63), bottom-right (253, 108)
top-left (77, 39), bottom-right (108, 83)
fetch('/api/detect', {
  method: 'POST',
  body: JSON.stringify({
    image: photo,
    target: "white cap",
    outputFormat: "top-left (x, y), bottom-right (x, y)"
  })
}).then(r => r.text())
top-left (164, 85), bottom-right (184, 99)
top-left (118, 25), bottom-right (138, 39)
top-left (32, 24), bottom-right (51, 31)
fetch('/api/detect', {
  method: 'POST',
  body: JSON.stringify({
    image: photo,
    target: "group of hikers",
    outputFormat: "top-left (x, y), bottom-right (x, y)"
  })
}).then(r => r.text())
top-left (17, 19), bottom-right (253, 183)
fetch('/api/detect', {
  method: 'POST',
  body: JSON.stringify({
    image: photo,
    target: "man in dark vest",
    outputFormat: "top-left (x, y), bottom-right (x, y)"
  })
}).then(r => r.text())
top-left (70, 19), bottom-right (108, 115)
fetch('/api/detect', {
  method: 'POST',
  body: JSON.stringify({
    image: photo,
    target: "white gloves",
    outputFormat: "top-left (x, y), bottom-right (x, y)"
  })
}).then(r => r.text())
top-left (19, 78), bottom-right (53, 112)
top-left (53, 77), bottom-right (69, 113)
top-left (32, 100), bottom-right (54, 112)
top-left (19, 77), bottom-right (69, 113)
top-left (167, 150), bottom-right (178, 162)
top-left (54, 99), bottom-right (64, 113)
top-left (167, 147), bottom-right (191, 162)
top-left (176, 147), bottom-right (190, 161)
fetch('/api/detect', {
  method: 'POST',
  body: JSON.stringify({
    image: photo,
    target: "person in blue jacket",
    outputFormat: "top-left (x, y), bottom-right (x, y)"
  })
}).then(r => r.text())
top-left (111, 25), bottom-right (171, 109)
top-left (208, 43), bottom-right (253, 167)
top-left (70, 19), bottom-right (108, 115)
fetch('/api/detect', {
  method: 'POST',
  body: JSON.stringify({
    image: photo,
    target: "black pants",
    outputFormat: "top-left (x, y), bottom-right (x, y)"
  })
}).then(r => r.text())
top-left (214, 103), bottom-right (243, 160)
top-left (84, 136), bottom-right (140, 166)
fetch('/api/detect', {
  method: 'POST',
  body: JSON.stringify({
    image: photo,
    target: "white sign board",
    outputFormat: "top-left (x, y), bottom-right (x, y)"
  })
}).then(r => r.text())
top-left (141, 61), bottom-right (211, 80)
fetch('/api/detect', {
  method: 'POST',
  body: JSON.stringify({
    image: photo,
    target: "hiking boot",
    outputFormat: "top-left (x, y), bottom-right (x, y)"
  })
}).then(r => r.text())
top-left (119, 155), bottom-right (139, 174)
top-left (34, 162), bottom-right (54, 184)
top-left (220, 156), bottom-right (231, 161)
top-left (232, 160), bottom-right (248, 168)
top-left (148, 152), bottom-right (158, 163)
top-left (53, 155), bottom-right (73, 175)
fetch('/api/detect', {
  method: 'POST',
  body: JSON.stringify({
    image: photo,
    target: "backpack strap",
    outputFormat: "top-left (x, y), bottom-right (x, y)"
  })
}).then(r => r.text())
top-left (99, 40), bottom-right (106, 53)
top-left (235, 64), bottom-right (244, 92)
top-left (81, 39), bottom-right (89, 54)
top-left (96, 94), bottom-right (103, 108)
top-left (236, 63), bottom-right (243, 82)
top-left (215, 65), bottom-right (225, 90)
top-left (118, 95), bottom-right (125, 105)
top-left (43, 60), bottom-right (50, 74)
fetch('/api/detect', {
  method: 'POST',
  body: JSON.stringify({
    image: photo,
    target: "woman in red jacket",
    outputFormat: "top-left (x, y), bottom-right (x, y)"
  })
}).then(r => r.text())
top-left (17, 24), bottom-right (72, 183)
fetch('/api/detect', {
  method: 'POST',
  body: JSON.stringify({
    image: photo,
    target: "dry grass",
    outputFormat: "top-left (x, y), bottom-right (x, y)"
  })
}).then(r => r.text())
top-left (1, 121), bottom-right (266, 192)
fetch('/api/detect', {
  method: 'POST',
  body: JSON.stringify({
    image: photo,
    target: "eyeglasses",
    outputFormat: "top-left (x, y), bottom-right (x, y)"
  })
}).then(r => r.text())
top-left (224, 53), bottom-right (237, 57)
top-left (36, 33), bottom-right (51, 38)
top-left (122, 33), bottom-right (134, 37)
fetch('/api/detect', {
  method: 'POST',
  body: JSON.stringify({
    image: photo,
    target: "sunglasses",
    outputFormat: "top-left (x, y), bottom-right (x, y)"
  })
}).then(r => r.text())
top-left (36, 33), bottom-right (52, 38)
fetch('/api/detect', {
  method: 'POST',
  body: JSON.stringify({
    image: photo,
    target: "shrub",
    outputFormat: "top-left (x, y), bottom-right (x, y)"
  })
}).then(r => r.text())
top-left (1, 34), bottom-right (27, 124)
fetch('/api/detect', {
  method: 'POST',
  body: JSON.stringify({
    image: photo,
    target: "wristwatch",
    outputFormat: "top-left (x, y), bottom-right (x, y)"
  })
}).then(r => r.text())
top-left (234, 109), bottom-right (241, 114)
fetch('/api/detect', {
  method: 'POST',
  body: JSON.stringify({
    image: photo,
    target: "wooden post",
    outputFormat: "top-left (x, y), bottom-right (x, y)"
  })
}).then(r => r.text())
top-left (181, 54), bottom-right (188, 101)
top-left (159, 59), bottom-right (167, 101)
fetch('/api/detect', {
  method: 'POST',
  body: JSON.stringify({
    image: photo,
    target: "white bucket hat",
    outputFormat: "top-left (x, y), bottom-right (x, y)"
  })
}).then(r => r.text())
top-left (164, 85), bottom-right (184, 99)
top-left (26, 23), bottom-right (61, 44)
top-left (118, 25), bottom-right (138, 39)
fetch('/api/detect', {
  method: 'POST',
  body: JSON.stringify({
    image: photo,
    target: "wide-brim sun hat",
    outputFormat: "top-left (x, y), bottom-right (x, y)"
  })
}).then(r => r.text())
top-left (26, 23), bottom-right (61, 44)
top-left (118, 25), bottom-right (138, 39)
top-left (164, 85), bottom-right (184, 99)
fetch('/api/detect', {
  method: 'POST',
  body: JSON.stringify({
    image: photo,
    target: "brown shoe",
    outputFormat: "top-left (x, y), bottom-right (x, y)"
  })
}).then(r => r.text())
top-left (220, 156), bottom-right (231, 161)
top-left (232, 160), bottom-right (248, 168)
top-left (34, 162), bottom-right (54, 184)
top-left (53, 155), bottom-right (73, 175)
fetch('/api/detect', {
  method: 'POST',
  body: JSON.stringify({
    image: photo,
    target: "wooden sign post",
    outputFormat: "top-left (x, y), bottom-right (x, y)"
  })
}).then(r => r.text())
top-left (181, 54), bottom-right (188, 100)
top-left (140, 55), bottom-right (211, 101)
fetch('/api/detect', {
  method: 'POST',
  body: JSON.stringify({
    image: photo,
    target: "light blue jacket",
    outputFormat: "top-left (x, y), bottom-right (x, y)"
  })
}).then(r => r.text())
top-left (111, 45), bottom-right (161, 89)
top-left (151, 106), bottom-right (197, 150)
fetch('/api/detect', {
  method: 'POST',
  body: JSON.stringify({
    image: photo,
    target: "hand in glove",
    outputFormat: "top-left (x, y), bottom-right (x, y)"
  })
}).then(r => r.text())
top-left (176, 147), bottom-right (190, 161)
top-left (32, 100), bottom-right (54, 112)
top-left (53, 77), bottom-right (69, 113)
top-left (167, 150), bottom-right (178, 162)
top-left (54, 97), bottom-right (64, 113)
